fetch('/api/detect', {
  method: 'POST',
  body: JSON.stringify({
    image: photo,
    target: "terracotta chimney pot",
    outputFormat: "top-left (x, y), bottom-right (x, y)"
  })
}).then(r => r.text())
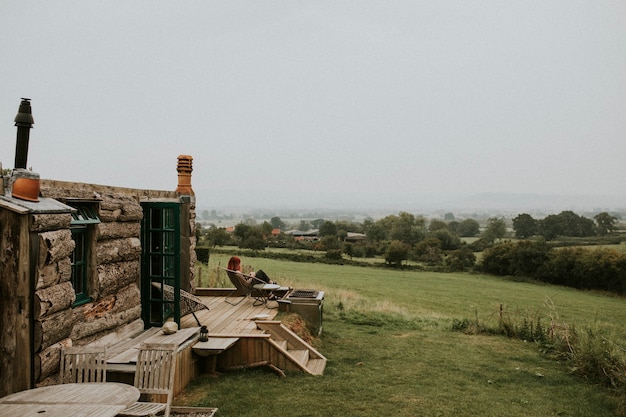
top-left (176, 155), bottom-right (194, 195)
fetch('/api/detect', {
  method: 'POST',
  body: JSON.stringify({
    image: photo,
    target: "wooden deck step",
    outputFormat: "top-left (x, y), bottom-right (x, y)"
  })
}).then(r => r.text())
top-left (306, 359), bottom-right (326, 375)
top-left (255, 321), bottom-right (327, 376)
top-left (289, 349), bottom-right (309, 365)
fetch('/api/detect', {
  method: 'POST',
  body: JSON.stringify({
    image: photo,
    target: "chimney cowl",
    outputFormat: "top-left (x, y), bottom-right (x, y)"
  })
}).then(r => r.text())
top-left (14, 98), bottom-right (34, 126)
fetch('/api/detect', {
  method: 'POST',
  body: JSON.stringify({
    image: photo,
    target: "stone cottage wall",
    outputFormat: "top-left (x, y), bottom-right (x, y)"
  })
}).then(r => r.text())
top-left (34, 180), bottom-right (196, 385)
top-left (33, 187), bottom-right (145, 385)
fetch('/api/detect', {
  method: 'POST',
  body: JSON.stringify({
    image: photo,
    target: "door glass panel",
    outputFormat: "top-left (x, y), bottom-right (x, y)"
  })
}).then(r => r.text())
top-left (141, 203), bottom-right (180, 328)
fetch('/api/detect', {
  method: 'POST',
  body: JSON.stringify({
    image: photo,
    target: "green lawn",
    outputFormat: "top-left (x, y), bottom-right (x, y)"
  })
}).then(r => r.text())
top-left (179, 253), bottom-right (626, 416)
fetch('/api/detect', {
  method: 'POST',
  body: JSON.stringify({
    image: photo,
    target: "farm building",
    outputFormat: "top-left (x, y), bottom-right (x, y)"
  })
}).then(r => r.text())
top-left (0, 100), bottom-right (325, 400)
top-left (0, 151), bottom-right (198, 396)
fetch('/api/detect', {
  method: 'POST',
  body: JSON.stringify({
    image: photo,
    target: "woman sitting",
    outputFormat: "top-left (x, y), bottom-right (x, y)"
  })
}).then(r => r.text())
top-left (227, 256), bottom-right (276, 284)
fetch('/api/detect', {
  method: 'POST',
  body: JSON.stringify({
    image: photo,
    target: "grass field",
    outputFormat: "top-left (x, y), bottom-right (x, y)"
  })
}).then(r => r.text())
top-left (178, 253), bottom-right (626, 416)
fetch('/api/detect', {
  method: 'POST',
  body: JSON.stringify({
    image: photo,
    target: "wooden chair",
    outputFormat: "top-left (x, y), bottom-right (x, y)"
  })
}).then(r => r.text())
top-left (59, 345), bottom-right (107, 384)
top-left (118, 343), bottom-right (178, 417)
top-left (224, 269), bottom-right (266, 305)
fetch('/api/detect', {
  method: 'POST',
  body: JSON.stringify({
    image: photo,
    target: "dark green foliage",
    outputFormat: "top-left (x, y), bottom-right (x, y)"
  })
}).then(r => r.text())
top-left (482, 217), bottom-right (507, 243)
top-left (196, 247), bottom-right (210, 263)
top-left (512, 213), bottom-right (538, 238)
top-left (318, 220), bottom-right (337, 237)
top-left (412, 238), bottom-right (443, 265)
top-left (481, 241), bottom-right (626, 295)
top-left (595, 212), bottom-right (619, 236)
top-left (481, 240), bottom-right (552, 277)
top-left (537, 247), bottom-right (626, 293)
top-left (384, 240), bottom-right (410, 267)
top-left (456, 218), bottom-right (480, 237)
top-left (432, 228), bottom-right (461, 250)
top-left (445, 247), bottom-right (476, 272)
top-left (325, 249), bottom-right (343, 260)
top-left (539, 211), bottom-right (596, 240)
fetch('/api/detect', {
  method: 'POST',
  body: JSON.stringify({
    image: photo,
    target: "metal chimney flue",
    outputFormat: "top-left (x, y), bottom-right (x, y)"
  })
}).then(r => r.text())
top-left (14, 98), bottom-right (34, 169)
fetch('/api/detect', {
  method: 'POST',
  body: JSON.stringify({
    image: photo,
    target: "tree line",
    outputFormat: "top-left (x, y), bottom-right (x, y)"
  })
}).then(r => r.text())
top-left (512, 211), bottom-right (618, 240)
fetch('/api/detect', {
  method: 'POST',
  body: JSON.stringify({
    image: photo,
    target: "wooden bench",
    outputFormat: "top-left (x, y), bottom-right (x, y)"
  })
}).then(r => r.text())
top-left (106, 327), bottom-right (200, 396)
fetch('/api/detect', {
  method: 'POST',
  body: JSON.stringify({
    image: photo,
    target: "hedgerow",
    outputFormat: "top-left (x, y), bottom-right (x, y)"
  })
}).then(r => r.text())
top-left (480, 241), bottom-right (626, 295)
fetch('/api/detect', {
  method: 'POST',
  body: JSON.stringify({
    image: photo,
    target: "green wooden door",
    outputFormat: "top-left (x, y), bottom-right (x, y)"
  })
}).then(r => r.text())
top-left (141, 202), bottom-right (181, 328)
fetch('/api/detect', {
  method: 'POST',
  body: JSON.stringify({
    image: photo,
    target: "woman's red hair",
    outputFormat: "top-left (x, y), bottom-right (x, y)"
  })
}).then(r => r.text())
top-left (227, 256), bottom-right (241, 271)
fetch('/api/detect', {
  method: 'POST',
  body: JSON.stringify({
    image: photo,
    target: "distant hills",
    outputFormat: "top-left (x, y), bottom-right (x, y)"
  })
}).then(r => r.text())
top-left (194, 188), bottom-right (626, 218)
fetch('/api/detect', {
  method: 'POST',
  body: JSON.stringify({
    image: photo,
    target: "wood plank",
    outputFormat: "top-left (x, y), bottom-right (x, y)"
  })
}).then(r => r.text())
top-left (107, 328), bottom-right (198, 364)
top-left (179, 296), bottom-right (278, 335)
top-left (0, 403), bottom-right (126, 417)
top-left (0, 382), bottom-right (139, 406)
top-left (106, 327), bottom-right (161, 359)
top-left (192, 337), bottom-right (239, 356)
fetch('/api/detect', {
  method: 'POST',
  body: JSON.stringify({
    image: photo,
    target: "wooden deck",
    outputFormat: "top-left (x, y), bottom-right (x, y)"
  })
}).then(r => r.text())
top-left (106, 292), bottom-right (325, 394)
top-left (179, 294), bottom-right (279, 334)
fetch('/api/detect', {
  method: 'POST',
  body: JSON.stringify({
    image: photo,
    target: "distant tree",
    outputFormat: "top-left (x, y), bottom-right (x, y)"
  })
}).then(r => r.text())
top-left (412, 238), bottom-right (443, 264)
top-left (240, 227), bottom-right (265, 250)
top-left (444, 212), bottom-right (456, 221)
top-left (233, 223), bottom-right (251, 241)
top-left (428, 219), bottom-right (448, 232)
top-left (364, 222), bottom-right (388, 242)
top-left (539, 211), bottom-right (596, 239)
top-left (538, 214), bottom-right (562, 240)
top-left (432, 229), bottom-right (462, 250)
top-left (447, 221), bottom-right (460, 234)
top-left (343, 242), bottom-right (354, 260)
top-left (389, 212), bottom-right (426, 245)
top-left (336, 220), bottom-right (362, 233)
top-left (558, 210), bottom-right (595, 237)
top-left (260, 221), bottom-right (273, 237)
top-left (319, 220), bottom-right (337, 237)
top-left (205, 227), bottom-right (230, 247)
top-left (311, 219), bottom-right (325, 229)
top-left (270, 216), bottom-right (285, 230)
top-left (456, 219), bottom-right (480, 237)
top-left (316, 235), bottom-right (341, 251)
top-left (385, 240), bottom-right (410, 267)
top-left (446, 247), bottom-right (476, 271)
top-left (594, 212), bottom-right (618, 236)
top-left (512, 213), bottom-right (538, 239)
top-left (482, 217), bottom-right (506, 244)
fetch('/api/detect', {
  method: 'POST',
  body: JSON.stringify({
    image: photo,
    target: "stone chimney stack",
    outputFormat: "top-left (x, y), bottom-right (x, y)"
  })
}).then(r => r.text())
top-left (176, 155), bottom-right (194, 195)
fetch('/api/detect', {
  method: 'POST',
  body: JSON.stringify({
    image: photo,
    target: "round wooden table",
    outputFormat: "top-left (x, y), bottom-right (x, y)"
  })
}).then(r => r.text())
top-left (0, 382), bottom-right (139, 406)
top-left (253, 283), bottom-right (281, 307)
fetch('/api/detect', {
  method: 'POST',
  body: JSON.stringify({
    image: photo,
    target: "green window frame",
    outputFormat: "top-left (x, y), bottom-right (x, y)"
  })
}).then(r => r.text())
top-left (69, 203), bottom-right (100, 306)
top-left (141, 202), bottom-right (181, 328)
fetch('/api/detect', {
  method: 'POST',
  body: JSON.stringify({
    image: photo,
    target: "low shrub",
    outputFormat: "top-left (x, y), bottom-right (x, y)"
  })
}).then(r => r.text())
top-left (453, 303), bottom-right (626, 399)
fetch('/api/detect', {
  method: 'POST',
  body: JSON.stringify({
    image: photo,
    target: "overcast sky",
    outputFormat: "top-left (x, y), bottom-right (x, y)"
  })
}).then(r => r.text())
top-left (1, 2), bottom-right (625, 211)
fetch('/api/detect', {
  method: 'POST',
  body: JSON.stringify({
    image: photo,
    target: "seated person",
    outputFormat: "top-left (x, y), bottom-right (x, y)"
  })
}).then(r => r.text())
top-left (227, 256), bottom-right (276, 284)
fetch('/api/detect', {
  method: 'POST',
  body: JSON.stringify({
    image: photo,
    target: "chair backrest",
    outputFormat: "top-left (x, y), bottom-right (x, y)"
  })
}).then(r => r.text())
top-left (134, 343), bottom-right (178, 398)
top-left (60, 345), bottom-right (107, 384)
top-left (153, 282), bottom-right (210, 316)
top-left (225, 269), bottom-right (255, 296)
